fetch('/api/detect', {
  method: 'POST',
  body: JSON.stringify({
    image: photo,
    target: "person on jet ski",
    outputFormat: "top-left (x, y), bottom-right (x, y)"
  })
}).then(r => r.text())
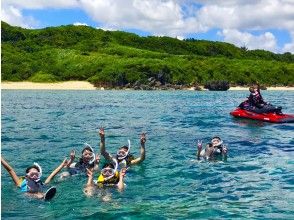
top-left (246, 85), bottom-right (282, 114)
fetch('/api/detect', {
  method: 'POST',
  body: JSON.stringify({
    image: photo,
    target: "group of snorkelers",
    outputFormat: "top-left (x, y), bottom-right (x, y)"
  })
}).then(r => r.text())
top-left (1, 128), bottom-right (147, 199)
top-left (238, 84), bottom-right (282, 114)
top-left (2, 127), bottom-right (228, 200)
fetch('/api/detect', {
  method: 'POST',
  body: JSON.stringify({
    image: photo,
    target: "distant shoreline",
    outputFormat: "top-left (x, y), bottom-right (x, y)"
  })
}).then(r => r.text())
top-left (1, 81), bottom-right (294, 91)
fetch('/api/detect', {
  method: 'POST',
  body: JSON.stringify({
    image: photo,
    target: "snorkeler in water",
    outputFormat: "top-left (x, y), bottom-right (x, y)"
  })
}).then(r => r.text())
top-left (84, 160), bottom-right (127, 196)
top-left (60, 143), bottom-right (100, 178)
top-left (99, 128), bottom-right (146, 169)
top-left (197, 136), bottom-right (228, 161)
top-left (1, 156), bottom-right (67, 200)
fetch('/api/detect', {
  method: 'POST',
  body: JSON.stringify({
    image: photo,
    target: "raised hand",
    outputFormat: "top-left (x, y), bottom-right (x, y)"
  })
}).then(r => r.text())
top-left (197, 140), bottom-right (203, 151)
top-left (222, 145), bottom-right (228, 155)
top-left (62, 158), bottom-right (69, 167)
top-left (99, 128), bottom-right (105, 138)
top-left (95, 154), bottom-right (100, 164)
top-left (86, 168), bottom-right (93, 178)
top-left (120, 168), bottom-right (127, 179)
top-left (70, 150), bottom-right (75, 161)
top-left (140, 133), bottom-right (146, 144)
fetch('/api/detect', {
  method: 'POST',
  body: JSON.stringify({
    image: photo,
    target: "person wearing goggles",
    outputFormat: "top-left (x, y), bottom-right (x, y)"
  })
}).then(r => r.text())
top-left (99, 128), bottom-right (146, 169)
top-left (1, 156), bottom-right (68, 200)
top-left (60, 144), bottom-right (100, 178)
top-left (84, 161), bottom-right (127, 196)
top-left (197, 136), bottom-right (228, 161)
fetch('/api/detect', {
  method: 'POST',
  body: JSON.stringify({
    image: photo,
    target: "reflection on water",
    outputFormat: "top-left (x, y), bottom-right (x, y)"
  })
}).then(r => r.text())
top-left (1, 90), bottom-right (294, 219)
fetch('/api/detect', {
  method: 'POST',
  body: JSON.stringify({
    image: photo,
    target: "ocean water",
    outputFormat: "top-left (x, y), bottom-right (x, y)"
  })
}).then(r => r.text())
top-left (1, 90), bottom-right (294, 219)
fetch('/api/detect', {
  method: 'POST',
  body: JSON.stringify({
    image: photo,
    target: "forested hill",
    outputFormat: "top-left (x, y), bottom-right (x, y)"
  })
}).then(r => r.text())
top-left (1, 21), bottom-right (294, 87)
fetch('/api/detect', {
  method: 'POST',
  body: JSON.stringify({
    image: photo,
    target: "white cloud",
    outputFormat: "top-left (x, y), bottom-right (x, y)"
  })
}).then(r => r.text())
top-left (96, 26), bottom-right (118, 31)
top-left (1, 0), bottom-right (294, 52)
top-left (282, 32), bottom-right (294, 53)
top-left (73, 22), bottom-right (88, 26)
top-left (2, 0), bottom-right (79, 9)
top-left (1, 5), bottom-right (37, 28)
top-left (196, 0), bottom-right (294, 31)
top-left (78, 0), bottom-right (206, 37)
top-left (219, 29), bottom-right (278, 52)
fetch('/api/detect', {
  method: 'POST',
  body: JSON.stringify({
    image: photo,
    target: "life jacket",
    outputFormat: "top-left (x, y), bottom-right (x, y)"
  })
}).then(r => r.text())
top-left (19, 177), bottom-right (43, 193)
top-left (117, 154), bottom-right (135, 169)
top-left (97, 171), bottom-right (120, 186)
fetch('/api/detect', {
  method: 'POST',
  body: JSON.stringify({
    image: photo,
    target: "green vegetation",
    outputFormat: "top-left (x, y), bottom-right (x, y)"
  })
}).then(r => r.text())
top-left (1, 21), bottom-right (294, 87)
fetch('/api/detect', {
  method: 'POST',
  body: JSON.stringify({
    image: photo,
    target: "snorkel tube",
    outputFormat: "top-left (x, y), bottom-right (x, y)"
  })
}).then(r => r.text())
top-left (83, 143), bottom-right (96, 164)
top-left (33, 162), bottom-right (42, 180)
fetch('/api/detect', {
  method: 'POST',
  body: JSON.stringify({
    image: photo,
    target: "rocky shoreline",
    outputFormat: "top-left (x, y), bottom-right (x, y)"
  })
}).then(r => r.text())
top-left (94, 77), bottom-right (203, 91)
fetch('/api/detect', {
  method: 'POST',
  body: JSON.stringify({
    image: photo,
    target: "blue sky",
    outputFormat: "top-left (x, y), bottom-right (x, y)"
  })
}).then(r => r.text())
top-left (2, 0), bottom-right (294, 53)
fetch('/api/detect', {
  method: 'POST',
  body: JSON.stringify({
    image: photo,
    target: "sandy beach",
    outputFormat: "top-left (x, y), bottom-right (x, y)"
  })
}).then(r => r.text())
top-left (1, 81), bottom-right (97, 90)
top-left (1, 81), bottom-right (294, 91)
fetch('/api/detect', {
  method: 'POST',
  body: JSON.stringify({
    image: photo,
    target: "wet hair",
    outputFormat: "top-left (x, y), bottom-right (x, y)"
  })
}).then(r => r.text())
top-left (82, 146), bottom-right (93, 154)
top-left (25, 165), bottom-right (40, 174)
top-left (119, 146), bottom-right (129, 151)
top-left (102, 163), bottom-right (115, 169)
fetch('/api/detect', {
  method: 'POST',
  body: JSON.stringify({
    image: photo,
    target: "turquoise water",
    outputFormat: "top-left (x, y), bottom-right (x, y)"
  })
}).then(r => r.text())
top-left (1, 90), bottom-right (294, 219)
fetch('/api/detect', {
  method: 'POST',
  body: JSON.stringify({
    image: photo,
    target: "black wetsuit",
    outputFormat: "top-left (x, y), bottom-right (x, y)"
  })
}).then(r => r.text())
top-left (68, 159), bottom-right (94, 175)
top-left (247, 91), bottom-right (282, 114)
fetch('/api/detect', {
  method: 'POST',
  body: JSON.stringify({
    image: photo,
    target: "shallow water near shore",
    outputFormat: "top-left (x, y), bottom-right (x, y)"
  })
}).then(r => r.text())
top-left (1, 90), bottom-right (294, 219)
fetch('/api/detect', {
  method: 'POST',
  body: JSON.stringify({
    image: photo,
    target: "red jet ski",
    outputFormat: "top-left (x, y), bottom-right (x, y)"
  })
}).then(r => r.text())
top-left (230, 108), bottom-right (294, 123)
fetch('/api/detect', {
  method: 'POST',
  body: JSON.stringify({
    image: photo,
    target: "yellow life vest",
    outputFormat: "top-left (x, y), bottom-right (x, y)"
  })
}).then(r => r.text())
top-left (97, 171), bottom-right (119, 186)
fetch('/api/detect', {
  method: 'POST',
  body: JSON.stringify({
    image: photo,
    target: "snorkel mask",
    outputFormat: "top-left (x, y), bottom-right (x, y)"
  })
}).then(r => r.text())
top-left (101, 159), bottom-right (118, 181)
top-left (83, 143), bottom-right (96, 164)
top-left (26, 162), bottom-right (42, 181)
top-left (211, 137), bottom-right (223, 147)
top-left (116, 140), bottom-right (131, 160)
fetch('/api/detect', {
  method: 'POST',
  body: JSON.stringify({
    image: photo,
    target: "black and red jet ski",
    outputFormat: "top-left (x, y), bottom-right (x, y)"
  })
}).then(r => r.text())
top-left (230, 108), bottom-right (294, 123)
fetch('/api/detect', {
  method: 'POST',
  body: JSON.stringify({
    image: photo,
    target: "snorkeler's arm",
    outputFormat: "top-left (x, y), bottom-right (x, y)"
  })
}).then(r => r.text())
top-left (130, 133), bottom-right (146, 165)
top-left (84, 168), bottom-right (95, 197)
top-left (44, 159), bottom-right (68, 184)
top-left (93, 154), bottom-right (100, 171)
top-left (99, 128), bottom-right (114, 161)
top-left (222, 146), bottom-right (228, 162)
top-left (86, 168), bottom-right (94, 186)
top-left (66, 150), bottom-right (75, 168)
top-left (117, 168), bottom-right (126, 191)
top-left (1, 156), bottom-right (21, 186)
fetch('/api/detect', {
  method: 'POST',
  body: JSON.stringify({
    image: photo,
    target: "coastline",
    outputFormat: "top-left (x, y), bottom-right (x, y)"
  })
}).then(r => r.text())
top-left (1, 81), bottom-right (294, 91)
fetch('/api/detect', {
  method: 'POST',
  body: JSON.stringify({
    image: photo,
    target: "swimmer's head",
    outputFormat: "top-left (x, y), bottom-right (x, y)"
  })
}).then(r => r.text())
top-left (117, 141), bottom-right (130, 160)
top-left (82, 146), bottom-right (94, 163)
top-left (211, 136), bottom-right (223, 147)
top-left (25, 165), bottom-right (41, 181)
top-left (249, 86), bottom-right (255, 93)
top-left (101, 163), bottom-right (115, 178)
